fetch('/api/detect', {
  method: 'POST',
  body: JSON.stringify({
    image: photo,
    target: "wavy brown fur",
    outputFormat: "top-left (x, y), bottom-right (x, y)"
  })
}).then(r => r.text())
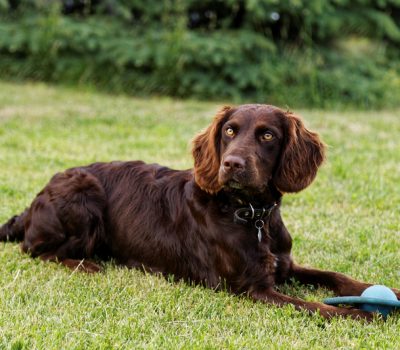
top-left (192, 106), bottom-right (232, 193)
top-left (273, 111), bottom-right (326, 193)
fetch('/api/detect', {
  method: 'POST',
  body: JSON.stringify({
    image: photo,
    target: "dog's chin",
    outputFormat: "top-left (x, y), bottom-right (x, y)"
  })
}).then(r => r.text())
top-left (222, 179), bottom-right (266, 195)
top-left (227, 180), bottom-right (244, 190)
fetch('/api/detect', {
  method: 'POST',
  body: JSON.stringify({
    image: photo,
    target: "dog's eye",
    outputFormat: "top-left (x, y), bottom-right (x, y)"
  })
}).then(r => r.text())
top-left (261, 132), bottom-right (274, 141)
top-left (225, 127), bottom-right (235, 137)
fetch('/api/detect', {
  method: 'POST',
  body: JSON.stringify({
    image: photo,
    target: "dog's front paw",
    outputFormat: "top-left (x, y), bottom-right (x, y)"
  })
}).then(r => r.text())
top-left (321, 305), bottom-right (374, 321)
top-left (392, 288), bottom-right (400, 300)
top-left (339, 308), bottom-right (375, 322)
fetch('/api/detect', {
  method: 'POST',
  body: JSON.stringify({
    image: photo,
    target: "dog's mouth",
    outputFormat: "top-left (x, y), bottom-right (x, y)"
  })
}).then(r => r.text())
top-left (223, 180), bottom-right (267, 196)
top-left (219, 167), bottom-right (267, 194)
top-left (227, 180), bottom-right (244, 190)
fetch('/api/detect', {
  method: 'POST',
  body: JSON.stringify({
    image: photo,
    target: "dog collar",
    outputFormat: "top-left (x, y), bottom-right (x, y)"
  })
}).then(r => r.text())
top-left (234, 203), bottom-right (277, 225)
top-left (234, 203), bottom-right (277, 242)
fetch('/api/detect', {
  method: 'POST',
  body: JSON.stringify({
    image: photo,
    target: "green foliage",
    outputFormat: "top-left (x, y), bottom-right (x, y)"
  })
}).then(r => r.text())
top-left (1, 0), bottom-right (400, 107)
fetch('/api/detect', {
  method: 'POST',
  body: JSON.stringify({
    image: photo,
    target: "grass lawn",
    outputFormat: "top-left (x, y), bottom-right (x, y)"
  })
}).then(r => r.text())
top-left (0, 81), bottom-right (399, 349)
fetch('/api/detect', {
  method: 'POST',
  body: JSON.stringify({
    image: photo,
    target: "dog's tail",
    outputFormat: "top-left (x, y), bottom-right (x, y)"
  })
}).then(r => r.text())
top-left (0, 210), bottom-right (28, 242)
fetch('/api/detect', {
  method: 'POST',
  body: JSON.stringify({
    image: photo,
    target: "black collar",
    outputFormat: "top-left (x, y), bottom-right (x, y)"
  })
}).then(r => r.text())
top-left (234, 203), bottom-right (277, 225)
top-left (233, 202), bottom-right (277, 242)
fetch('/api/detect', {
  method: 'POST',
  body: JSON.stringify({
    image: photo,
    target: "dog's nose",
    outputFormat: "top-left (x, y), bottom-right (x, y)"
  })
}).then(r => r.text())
top-left (223, 155), bottom-right (245, 171)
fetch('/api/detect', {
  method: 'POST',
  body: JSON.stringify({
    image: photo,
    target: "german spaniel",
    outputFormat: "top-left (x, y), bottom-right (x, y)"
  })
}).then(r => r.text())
top-left (1, 104), bottom-right (398, 320)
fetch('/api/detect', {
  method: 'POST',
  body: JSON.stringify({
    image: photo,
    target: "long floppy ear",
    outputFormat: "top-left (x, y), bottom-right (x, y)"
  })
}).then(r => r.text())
top-left (192, 106), bottom-right (233, 193)
top-left (273, 112), bottom-right (326, 193)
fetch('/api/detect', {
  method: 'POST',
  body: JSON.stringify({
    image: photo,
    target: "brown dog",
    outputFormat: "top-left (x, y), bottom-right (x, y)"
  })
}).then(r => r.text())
top-left (1, 104), bottom-right (398, 320)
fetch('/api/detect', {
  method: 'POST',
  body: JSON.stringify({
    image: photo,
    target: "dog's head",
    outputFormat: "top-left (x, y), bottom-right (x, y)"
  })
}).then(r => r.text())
top-left (192, 104), bottom-right (325, 194)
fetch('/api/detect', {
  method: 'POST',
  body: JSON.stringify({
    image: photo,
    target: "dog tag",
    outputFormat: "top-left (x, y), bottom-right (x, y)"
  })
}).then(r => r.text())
top-left (255, 219), bottom-right (264, 242)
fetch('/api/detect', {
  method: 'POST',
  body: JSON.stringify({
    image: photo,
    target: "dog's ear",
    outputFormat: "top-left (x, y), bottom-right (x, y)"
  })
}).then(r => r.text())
top-left (273, 112), bottom-right (325, 193)
top-left (192, 106), bottom-right (233, 193)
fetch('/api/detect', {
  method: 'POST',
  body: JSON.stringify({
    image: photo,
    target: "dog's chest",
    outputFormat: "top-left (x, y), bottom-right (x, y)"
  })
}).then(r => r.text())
top-left (212, 223), bottom-right (278, 276)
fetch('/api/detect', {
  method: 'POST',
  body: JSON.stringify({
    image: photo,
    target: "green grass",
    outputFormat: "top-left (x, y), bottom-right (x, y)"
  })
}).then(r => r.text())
top-left (0, 81), bottom-right (399, 349)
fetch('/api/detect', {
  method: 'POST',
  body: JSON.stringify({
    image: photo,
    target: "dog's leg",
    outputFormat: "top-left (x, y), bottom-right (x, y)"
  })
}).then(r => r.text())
top-left (39, 254), bottom-right (102, 273)
top-left (20, 169), bottom-right (108, 272)
top-left (251, 289), bottom-right (373, 320)
top-left (62, 259), bottom-right (102, 273)
top-left (287, 264), bottom-right (400, 298)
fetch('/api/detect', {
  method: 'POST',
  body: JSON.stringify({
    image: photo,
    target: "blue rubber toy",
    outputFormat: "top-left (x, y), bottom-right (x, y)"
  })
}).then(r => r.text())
top-left (324, 285), bottom-right (400, 318)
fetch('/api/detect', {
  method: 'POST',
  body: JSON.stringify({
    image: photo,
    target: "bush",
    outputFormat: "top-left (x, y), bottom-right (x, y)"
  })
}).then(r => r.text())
top-left (0, 0), bottom-right (399, 108)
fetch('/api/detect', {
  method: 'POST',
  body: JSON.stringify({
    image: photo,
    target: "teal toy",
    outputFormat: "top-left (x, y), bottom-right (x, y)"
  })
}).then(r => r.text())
top-left (324, 285), bottom-right (400, 318)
